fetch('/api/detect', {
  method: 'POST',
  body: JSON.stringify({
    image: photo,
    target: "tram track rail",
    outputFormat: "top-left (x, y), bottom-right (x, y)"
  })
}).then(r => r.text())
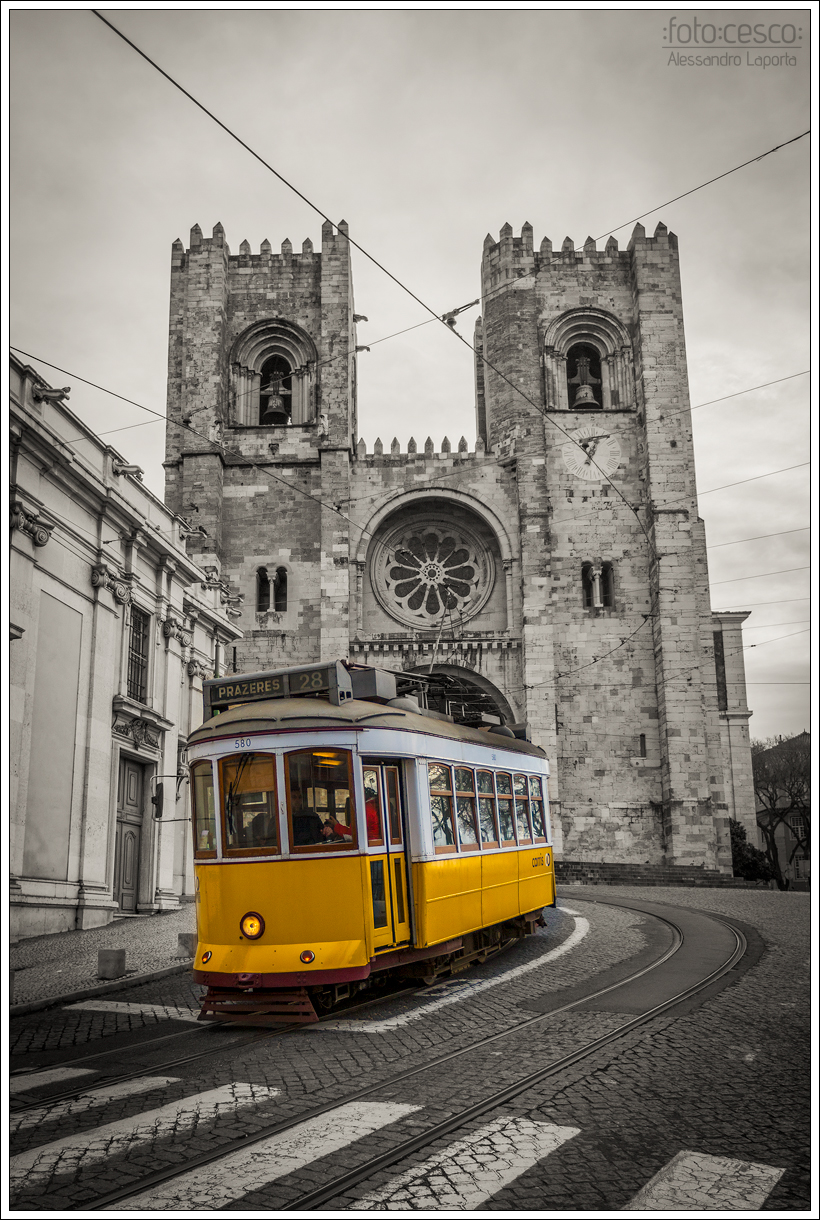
top-left (9, 983), bottom-right (422, 1114)
top-left (11, 930), bottom-right (531, 1112)
top-left (73, 903), bottom-right (750, 1212)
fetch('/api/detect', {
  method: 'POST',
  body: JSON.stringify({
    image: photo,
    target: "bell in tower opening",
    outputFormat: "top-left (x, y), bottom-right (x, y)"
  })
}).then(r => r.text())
top-left (567, 342), bottom-right (602, 409)
top-left (259, 355), bottom-right (293, 424)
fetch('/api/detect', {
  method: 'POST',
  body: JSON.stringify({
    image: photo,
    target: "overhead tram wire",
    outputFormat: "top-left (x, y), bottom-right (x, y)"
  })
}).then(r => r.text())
top-left (11, 343), bottom-right (811, 573)
top-left (14, 343), bottom-right (805, 500)
top-left (43, 24), bottom-right (816, 686)
top-left (94, 11), bottom-right (808, 568)
top-left (11, 343), bottom-right (811, 643)
top-left (93, 4), bottom-right (650, 547)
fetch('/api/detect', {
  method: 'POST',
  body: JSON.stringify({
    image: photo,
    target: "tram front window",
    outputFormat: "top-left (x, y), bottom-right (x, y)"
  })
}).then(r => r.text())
top-left (220, 754), bottom-right (279, 856)
top-left (287, 749), bottom-right (357, 851)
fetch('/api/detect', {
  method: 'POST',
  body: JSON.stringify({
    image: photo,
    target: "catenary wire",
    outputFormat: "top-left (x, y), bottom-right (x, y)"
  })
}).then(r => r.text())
top-left (25, 25), bottom-right (813, 683)
top-left (707, 526), bottom-right (809, 550)
top-left (711, 565), bottom-right (810, 586)
top-left (93, 12), bottom-right (808, 566)
top-left (13, 348), bottom-right (810, 681)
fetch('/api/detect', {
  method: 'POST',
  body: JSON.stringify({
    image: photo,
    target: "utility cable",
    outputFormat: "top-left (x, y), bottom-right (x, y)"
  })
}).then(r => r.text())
top-left (745, 628), bottom-right (810, 649)
top-left (588, 131), bottom-right (810, 243)
top-left (711, 565), bottom-right (810, 586)
top-left (707, 526), bottom-right (809, 550)
top-left (82, 16), bottom-right (815, 539)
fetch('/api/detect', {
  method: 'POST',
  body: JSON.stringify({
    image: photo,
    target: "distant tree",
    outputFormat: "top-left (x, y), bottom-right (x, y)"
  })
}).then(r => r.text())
top-left (729, 818), bottom-right (773, 884)
top-left (752, 733), bottom-right (810, 891)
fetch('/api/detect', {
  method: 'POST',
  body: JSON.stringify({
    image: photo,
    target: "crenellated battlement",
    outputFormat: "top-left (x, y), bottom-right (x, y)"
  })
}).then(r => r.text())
top-left (354, 435), bottom-right (487, 462)
top-left (172, 222), bottom-right (348, 268)
top-left (481, 220), bottom-right (677, 289)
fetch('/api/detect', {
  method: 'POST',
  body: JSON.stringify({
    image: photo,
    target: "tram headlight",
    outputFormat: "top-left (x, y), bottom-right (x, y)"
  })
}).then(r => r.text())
top-left (240, 912), bottom-right (265, 940)
top-left (201, 950), bottom-right (212, 964)
top-left (300, 950), bottom-right (316, 964)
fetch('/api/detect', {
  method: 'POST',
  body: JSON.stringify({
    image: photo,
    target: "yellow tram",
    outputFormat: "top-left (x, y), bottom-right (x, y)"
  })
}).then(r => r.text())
top-left (188, 661), bottom-right (555, 1024)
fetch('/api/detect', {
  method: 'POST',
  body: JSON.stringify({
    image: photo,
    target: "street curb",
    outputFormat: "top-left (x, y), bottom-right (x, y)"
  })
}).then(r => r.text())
top-left (10, 960), bottom-right (194, 1018)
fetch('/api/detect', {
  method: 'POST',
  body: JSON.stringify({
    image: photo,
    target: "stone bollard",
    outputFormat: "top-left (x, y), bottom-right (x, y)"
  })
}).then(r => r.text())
top-left (177, 933), bottom-right (197, 958)
top-left (98, 949), bottom-right (126, 980)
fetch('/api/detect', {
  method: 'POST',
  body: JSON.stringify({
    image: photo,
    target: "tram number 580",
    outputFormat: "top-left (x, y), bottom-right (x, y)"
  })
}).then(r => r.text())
top-left (234, 738), bottom-right (253, 749)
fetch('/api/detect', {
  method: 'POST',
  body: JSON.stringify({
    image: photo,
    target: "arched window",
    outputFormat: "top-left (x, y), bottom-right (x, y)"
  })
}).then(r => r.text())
top-left (256, 567), bottom-right (270, 612)
top-left (543, 309), bottom-right (635, 412)
top-left (230, 320), bottom-right (317, 427)
top-left (582, 561), bottom-right (614, 609)
top-left (566, 343), bottom-right (603, 409)
top-left (273, 567), bottom-right (288, 612)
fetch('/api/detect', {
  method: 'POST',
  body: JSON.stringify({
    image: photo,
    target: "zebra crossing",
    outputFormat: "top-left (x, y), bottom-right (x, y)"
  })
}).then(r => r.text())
top-left (10, 1072), bottom-right (787, 1211)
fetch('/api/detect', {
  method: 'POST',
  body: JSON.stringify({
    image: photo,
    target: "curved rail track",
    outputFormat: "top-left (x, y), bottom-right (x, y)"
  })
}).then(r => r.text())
top-left (66, 899), bottom-right (748, 1212)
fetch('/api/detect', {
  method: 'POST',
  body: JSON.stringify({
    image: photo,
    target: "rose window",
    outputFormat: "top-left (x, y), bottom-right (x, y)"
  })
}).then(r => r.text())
top-left (372, 518), bottom-right (495, 628)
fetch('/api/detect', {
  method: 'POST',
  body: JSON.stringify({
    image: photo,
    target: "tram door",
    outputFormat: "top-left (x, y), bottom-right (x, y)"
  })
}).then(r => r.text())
top-left (362, 761), bottom-right (411, 951)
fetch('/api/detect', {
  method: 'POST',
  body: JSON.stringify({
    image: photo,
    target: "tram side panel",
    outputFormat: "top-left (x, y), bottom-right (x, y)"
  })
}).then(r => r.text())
top-left (406, 754), bottom-right (555, 948)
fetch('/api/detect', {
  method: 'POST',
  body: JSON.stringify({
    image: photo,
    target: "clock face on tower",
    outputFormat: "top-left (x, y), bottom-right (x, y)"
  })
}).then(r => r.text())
top-left (561, 425), bottom-right (622, 481)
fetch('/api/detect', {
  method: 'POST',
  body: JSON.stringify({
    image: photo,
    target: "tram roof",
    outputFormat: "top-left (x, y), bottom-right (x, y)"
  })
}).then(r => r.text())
top-left (188, 697), bottom-right (547, 760)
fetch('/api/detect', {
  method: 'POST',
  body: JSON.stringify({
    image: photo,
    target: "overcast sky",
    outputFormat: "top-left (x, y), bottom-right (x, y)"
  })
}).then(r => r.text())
top-left (9, 4), bottom-right (811, 740)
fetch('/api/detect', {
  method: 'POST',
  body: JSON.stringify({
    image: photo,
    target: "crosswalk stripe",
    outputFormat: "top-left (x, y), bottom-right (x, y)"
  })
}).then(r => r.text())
top-left (625, 1150), bottom-right (786, 1211)
top-left (11, 1077), bottom-right (180, 1135)
top-left (315, 916), bottom-right (590, 1032)
top-left (10, 1082), bottom-right (278, 1192)
top-left (10, 1065), bottom-right (97, 1094)
top-left (355, 1116), bottom-right (580, 1210)
top-left (64, 1000), bottom-right (201, 1023)
top-left (109, 1100), bottom-right (421, 1210)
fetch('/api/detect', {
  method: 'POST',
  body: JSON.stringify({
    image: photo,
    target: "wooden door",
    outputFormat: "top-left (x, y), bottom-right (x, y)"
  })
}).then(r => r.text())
top-left (115, 757), bottom-right (144, 912)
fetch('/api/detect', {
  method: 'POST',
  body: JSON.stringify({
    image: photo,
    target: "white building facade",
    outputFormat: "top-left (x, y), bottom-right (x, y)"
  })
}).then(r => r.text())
top-left (10, 355), bottom-right (242, 941)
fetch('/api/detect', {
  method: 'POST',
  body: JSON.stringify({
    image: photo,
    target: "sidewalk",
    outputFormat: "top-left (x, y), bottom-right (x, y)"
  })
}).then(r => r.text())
top-left (10, 904), bottom-right (196, 1013)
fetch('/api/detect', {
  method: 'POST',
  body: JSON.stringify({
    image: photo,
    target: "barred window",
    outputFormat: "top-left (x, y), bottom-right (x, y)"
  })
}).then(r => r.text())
top-left (128, 607), bottom-right (150, 703)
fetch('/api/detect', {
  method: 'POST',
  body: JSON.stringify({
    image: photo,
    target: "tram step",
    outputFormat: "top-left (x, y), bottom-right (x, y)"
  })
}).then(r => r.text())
top-left (198, 987), bottom-right (319, 1025)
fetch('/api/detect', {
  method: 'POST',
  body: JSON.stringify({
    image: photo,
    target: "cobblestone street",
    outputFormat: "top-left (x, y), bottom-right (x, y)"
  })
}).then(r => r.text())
top-left (8, 886), bottom-right (811, 1212)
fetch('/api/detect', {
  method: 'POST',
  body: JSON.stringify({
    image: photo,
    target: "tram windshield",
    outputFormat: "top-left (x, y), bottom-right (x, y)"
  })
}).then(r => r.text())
top-left (287, 749), bottom-right (358, 851)
top-left (220, 754), bottom-right (279, 856)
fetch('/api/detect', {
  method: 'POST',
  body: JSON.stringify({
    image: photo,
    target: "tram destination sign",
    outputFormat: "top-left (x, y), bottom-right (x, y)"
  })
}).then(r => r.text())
top-left (203, 661), bottom-right (353, 716)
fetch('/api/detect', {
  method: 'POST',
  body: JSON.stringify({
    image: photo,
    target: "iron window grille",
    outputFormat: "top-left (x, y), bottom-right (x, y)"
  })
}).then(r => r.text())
top-left (128, 606), bottom-right (150, 703)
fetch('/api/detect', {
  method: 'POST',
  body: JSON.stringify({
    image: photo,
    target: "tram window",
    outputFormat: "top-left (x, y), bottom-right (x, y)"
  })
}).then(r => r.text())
top-left (427, 763), bottom-right (456, 853)
top-left (286, 749), bottom-right (357, 851)
top-left (219, 754), bottom-right (279, 856)
top-left (495, 772), bottom-right (517, 845)
top-left (514, 774), bottom-right (533, 844)
top-left (363, 768), bottom-right (384, 847)
top-left (191, 761), bottom-right (217, 858)
top-left (530, 776), bottom-right (547, 842)
top-left (454, 768), bottom-right (480, 851)
top-left (476, 770), bottom-right (500, 849)
top-left (385, 768), bottom-right (402, 845)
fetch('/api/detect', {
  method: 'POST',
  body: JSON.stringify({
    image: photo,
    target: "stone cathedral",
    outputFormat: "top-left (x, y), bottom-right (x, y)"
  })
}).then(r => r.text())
top-left (163, 218), bottom-right (755, 875)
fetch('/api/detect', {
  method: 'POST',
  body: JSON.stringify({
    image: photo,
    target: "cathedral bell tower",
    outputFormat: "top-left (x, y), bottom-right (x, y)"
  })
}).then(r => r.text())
top-left (163, 220), bottom-right (357, 670)
top-left (474, 221), bottom-right (734, 870)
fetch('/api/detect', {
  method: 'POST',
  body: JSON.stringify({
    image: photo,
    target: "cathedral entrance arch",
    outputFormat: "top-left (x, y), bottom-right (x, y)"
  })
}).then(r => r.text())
top-left (408, 664), bottom-right (517, 727)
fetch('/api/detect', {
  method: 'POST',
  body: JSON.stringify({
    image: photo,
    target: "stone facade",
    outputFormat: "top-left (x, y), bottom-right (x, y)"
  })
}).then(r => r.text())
top-left (10, 355), bottom-right (241, 941)
top-left (162, 220), bottom-right (756, 872)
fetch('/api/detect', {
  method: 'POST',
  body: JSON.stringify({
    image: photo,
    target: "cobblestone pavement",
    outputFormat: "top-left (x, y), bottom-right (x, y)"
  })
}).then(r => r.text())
top-left (10, 904), bottom-right (196, 1008)
top-left (9, 887), bottom-right (811, 1212)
